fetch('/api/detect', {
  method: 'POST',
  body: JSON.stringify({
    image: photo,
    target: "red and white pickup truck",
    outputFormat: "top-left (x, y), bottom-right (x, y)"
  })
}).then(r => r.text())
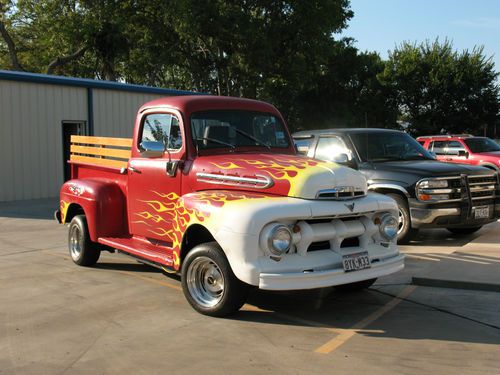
top-left (56, 95), bottom-right (404, 316)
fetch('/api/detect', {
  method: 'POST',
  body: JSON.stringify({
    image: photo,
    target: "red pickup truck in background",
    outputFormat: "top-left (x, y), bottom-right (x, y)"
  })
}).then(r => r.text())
top-left (56, 95), bottom-right (403, 316)
top-left (417, 135), bottom-right (500, 171)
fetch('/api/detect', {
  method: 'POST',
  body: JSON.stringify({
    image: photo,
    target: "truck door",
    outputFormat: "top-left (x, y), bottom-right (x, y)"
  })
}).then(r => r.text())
top-left (127, 111), bottom-right (185, 245)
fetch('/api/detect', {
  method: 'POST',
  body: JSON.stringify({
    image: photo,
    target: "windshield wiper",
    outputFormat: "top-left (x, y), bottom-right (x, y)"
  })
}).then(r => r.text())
top-left (232, 128), bottom-right (271, 150)
top-left (195, 137), bottom-right (236, 149)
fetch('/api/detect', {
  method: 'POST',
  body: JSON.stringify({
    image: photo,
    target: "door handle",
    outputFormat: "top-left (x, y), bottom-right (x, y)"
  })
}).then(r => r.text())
top-left (129, 166), bottom-right (141, 173)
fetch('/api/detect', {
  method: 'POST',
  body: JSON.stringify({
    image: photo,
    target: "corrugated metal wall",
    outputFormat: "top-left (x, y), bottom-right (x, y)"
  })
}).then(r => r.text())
top-left (92, 90), bottom-right (164, 137)
top-left (0, 81), bottom-right (168, 202)
top-left (0, 80), bottom-right (87, 201)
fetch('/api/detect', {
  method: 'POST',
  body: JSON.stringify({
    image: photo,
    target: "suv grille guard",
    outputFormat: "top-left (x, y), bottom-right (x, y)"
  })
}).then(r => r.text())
top-left (416, 173), bottom-right (498, 203)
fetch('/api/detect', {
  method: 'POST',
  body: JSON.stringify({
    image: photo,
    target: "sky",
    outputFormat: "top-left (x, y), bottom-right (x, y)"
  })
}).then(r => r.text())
top-left (340, 0), bottom-right (500, 71)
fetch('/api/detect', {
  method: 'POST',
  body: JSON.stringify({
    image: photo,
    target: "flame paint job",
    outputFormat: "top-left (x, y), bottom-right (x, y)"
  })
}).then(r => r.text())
top-left (132, 190), bottom-right (270, 270)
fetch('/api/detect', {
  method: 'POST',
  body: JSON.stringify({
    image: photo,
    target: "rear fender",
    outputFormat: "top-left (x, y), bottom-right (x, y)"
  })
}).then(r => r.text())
top-left (60, 179), bottom-right (127, 241)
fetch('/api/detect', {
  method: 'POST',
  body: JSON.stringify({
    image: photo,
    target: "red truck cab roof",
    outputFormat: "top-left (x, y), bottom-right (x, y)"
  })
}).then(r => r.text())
top-left (139, 95), bottom-right (281, 116)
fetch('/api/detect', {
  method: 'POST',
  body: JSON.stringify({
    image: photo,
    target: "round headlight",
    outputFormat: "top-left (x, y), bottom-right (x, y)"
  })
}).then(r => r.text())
top-left (379, 214), bottom-right (398, 240)
top-left (268, 225), bottom-right (292, 255)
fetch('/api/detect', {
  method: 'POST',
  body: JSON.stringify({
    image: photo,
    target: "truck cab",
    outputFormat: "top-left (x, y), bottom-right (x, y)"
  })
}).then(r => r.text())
top-left (57, 96), bottom-right (404, 316)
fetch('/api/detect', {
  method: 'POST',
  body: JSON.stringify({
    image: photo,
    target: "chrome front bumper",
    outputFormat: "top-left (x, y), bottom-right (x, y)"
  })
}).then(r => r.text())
top-left (258, 253), bottom-right (405, 290)
top-left (411, 204), bottom-right (498, 228)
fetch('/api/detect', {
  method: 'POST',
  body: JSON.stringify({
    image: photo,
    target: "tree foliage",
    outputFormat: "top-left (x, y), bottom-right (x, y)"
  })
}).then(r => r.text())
top-left (379, 39), bottom-right (500, 136)
top-left (1, 2), bottom-right (498, 134)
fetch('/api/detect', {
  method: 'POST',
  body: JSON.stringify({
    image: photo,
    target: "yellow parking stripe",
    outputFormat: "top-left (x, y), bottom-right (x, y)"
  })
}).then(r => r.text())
top-left (314, 285), bottom-right (417, 354)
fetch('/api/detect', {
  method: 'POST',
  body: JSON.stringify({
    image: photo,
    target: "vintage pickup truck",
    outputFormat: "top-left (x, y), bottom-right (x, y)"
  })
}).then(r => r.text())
top-left (56, 95), bottom-right (404, 316)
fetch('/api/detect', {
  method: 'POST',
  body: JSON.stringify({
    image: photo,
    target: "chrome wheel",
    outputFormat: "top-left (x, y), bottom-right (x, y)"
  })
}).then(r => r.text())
top-left (397, 207), bottom-right (405, 234)
top-left (186, 256), bottom-right (225, 308)
top-left (69, 224), bottom-right (82, 260)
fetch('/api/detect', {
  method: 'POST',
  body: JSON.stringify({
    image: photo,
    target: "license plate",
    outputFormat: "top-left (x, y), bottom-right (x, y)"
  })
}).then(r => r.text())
top-left (474, 206), bottom-right (490, 219)
top-left (342, 251), bottom-right (371, 272)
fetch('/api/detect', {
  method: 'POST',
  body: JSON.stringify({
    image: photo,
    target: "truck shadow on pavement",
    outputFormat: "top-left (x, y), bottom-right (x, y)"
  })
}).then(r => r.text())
top-left (406, 228), bottom-right (480, 247)
top-left (233, 287), bottom-right (500, 346)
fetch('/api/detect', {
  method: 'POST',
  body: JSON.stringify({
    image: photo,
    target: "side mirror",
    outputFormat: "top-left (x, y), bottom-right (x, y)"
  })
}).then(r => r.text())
top-left (333, 153), bottom-right (349, 163)
top-left (140, 141), bottom-right (165, 158)
top-left (458, 150), bottom-right (469, 158)
top-left (428, 151), bottom-right (437, 159)
top-left (333, 153), bottom-right (359, 170)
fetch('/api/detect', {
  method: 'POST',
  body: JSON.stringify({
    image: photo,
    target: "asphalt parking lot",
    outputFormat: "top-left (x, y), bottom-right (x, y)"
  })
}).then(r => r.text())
top-left (1, 199), bottom-right (499, 374)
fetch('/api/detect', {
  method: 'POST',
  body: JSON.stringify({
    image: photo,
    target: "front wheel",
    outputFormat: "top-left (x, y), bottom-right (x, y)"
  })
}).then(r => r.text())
top-left (68, 215), bottom-right (100, 266)
top-left (388, 194), bottom-right (418, 244)
top-left (447, 226), bottom-right (482, 235)
top-left (181, 242), bottom-right (249, 317)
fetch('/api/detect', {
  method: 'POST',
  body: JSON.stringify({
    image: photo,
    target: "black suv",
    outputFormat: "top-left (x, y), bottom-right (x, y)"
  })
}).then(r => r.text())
top-left (293, 128), bottom-right (500, 243)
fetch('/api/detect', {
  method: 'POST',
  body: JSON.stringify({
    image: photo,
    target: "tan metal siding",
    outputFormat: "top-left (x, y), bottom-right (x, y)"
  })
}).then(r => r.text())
top-left (0, 80), bottom-right (87, 201)
top-left (92, 90), bottom-right (165, 137)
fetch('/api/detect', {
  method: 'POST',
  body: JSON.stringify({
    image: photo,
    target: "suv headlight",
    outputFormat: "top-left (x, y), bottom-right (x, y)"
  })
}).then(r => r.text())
top-left (379, 214), bottom-right (398, 240)
top-left (418, 179), bottom-right (448, 189)
top-left (416, 179), bottom-right (451, 202)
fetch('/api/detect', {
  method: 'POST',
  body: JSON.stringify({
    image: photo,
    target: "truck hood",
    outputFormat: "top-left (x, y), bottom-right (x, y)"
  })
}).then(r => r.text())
top-left (361, 160), bottom-right (493, 188)
top-left (189, 153), bottom-right (367, 199)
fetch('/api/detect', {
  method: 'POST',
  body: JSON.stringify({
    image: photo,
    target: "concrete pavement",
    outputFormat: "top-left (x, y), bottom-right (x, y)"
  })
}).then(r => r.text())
top-left (0, 199), bottom-right (499, 374)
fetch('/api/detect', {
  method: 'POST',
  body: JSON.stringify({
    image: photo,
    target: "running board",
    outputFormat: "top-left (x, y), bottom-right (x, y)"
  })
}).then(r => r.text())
top-left (98, 236), bottom-right (174, 268)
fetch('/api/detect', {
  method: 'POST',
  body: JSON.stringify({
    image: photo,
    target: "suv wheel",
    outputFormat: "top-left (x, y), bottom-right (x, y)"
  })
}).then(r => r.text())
top-left (388, 194), bottom-right (417, 244)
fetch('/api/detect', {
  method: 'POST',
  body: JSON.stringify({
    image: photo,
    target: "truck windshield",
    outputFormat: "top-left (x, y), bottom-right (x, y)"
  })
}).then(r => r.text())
top-left (463, 138), bottom-right (500, 153)
top-left (350, 132), bottom-right (434, 162)
top-left (191, 110), bottom-right (290, 150)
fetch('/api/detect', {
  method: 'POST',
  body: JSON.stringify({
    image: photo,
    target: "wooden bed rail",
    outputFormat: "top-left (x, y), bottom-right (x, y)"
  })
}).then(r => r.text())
top-left (70, 135), bottom-right (132, 169)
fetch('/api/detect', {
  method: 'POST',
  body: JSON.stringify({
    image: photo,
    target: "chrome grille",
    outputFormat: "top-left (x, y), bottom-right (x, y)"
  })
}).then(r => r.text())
top-left (468, 174), bottom-right (497, 201)
top-left (316, 188), bottom-right (366, 200)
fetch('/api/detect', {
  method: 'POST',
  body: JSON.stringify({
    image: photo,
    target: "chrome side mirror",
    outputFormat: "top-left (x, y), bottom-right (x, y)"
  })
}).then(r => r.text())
top-left (333, 153), bottom-right (349, 163)
top-left (140, 141), bottom-right (165, 158)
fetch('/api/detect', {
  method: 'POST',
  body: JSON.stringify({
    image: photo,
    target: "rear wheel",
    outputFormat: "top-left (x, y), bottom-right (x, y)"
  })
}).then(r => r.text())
top-left (447, 226), bottom-right (482, 235)
top-left (181, 242), bottom-right (249, 317)
top-left (388, 194), bottom-right (417, 244)
top-left (335, 278), bottom-right (377, 292)
top-left (68, 215), bottom-right (100, 266)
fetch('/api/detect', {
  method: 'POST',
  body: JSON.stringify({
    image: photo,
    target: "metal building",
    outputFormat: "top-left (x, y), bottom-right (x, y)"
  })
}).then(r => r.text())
top-left (0, 70), bottom-right (193, 202)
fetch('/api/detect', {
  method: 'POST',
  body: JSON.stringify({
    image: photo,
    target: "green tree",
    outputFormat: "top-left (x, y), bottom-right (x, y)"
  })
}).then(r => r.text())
top-left (379, 39), bottom-right (500, 136)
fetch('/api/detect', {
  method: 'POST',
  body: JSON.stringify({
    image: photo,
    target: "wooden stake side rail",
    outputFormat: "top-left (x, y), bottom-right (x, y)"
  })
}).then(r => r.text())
top-left (70, 135), bottom-right (132, 169)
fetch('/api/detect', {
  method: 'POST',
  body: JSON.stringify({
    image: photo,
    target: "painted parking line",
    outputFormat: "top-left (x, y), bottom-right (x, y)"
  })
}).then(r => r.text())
top-left (405, 254), bottom-right (440, 262)
top-left (459, 254), bottom-right (500, 263)
top-left (314, 285), bottom-right (417, 354)
top-left (430, 254), bottom-right (490, 265)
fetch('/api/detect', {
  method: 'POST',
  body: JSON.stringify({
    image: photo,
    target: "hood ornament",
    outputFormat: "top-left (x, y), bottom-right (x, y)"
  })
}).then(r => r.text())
top-left (344, 202), bottom-right (355, 212)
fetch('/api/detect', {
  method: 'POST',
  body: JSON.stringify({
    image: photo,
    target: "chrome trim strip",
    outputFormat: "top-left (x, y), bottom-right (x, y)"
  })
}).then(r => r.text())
top-left (196, 172), bottom-right (274, 189)
top-left (367, 183), bottom-right (410, 197)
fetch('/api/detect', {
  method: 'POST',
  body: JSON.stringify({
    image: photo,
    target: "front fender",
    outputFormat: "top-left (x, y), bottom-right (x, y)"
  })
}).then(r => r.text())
top-left (178, 190), bottom-right (393, 285)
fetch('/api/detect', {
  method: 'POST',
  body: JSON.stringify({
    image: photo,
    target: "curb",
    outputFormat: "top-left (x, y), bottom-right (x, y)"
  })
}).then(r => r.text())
top-left (412, 277), bottom-right (500, 293)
